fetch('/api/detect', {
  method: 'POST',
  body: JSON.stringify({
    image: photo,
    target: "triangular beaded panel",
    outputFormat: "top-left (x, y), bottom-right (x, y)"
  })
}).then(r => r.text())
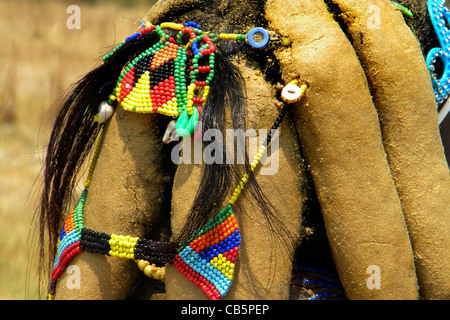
top-left (51, 190), bottom-right (86, 281)
top-left (174, 205), bottom-right (241, 300)
top-left (115, 41), bottom-right (189, 117)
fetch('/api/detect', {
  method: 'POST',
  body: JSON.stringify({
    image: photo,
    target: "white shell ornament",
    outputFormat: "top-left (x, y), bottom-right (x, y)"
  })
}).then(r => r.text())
top-left (97, 101), bottom-right (115, 124)
top-left (281, 83), bottom-right (303, 103)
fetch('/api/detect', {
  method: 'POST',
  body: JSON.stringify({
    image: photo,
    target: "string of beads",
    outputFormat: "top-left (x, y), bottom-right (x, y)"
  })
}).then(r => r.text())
top-left (229, 81), bottom-right (307, 206)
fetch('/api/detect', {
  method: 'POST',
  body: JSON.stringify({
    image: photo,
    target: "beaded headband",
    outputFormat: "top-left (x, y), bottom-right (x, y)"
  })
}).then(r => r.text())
top-left (48, 20), bottom-right (305, 300)
top-left (99, 21), bottom-right (290, 137)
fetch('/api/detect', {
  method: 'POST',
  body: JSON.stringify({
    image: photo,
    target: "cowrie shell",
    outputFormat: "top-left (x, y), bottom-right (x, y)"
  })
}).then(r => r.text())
top-left (98, 101), bottom-right (115, 124)
top-left (162, 120), bottom-right (180, 143)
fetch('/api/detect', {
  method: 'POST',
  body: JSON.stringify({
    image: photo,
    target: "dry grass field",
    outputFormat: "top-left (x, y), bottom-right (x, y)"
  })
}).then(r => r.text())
top-left (0, 0), bottom-right (155, 299)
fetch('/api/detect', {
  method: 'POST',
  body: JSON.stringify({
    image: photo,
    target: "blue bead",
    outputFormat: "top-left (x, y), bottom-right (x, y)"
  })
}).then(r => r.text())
top-left (126, 32), bottom-right (141, 42)
top-left (192, 41), bottom-right (200, 55)
top-left (184, 21), bottom-right (201, 29)
top-left (247, 27), bottom-right (270, 48)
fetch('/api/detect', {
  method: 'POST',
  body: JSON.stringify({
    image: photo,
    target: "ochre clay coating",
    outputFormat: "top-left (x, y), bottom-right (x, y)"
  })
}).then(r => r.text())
top-left (165, 59), bottom-right (307, 299)
top-left (54, 108), bottom-right (169, 299)
top-left (266, 0), bottom-right (419, 299)
top-left (330, 0), bottom-right (450, 300)
top-left (49, 0), bottom-right (449, 300)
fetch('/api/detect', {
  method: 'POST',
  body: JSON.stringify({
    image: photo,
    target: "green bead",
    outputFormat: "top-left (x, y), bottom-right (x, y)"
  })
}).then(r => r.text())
top-left (175, 108), bottom-right (199, 137)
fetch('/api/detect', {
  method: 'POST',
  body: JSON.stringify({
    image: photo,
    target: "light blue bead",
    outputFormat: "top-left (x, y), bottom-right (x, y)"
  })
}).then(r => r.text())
top-left (247, 27), bottom-right (270, 48)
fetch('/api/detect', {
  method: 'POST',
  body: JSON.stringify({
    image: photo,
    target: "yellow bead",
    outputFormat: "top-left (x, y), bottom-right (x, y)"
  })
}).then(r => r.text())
top-left (144, 265), bottom-right (154, 277)
top-left (138, 260), bottom-right (149, 270)
top-left (153, 269), bottom-right (163, 280)
top-left (160, 22), bottom-right (183, 30)
top-left (282, 37), bottom-right (291, 46)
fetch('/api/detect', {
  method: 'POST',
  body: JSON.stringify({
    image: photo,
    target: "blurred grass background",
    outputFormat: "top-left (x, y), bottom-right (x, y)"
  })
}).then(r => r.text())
top-left (0, 0), bottom-right (156, 299)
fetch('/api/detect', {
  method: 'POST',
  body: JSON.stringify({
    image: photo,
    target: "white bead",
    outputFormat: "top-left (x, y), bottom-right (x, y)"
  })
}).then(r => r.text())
top-left (98, 101), bottom-right (115, 124)
top-left (281, 83), bottom-right (302, 103)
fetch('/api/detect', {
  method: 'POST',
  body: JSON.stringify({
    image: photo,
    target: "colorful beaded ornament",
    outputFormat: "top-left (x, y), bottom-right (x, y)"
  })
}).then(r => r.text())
top-left (48, 21), bottom-right (305, 300)
top-left (102, 20), bottom-right (289, 137)
top-left (427, 0), bottom-right (450, 124)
